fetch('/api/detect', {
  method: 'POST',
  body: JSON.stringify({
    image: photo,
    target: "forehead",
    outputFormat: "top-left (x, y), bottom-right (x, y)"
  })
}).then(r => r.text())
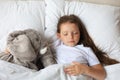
top-left (60, 22), bottom-right (79, 31)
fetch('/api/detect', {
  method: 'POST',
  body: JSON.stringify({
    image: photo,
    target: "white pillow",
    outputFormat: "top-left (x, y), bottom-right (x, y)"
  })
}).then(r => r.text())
top-left (45, 0), bottom-right (120, 61)
top-left (45, 0), bottom-right (65, 41)
top-left (0, 1), bottom-right (45, 51)
top-left (78, 3), bottom-right (120, 61)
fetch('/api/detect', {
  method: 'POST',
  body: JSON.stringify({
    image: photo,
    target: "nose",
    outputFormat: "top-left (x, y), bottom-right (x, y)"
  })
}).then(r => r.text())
top-left (69, 33), bottom-right (74, 39)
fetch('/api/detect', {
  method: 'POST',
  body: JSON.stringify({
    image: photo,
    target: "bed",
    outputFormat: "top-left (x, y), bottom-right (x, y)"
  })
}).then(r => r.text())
top-left (0, 0), bottom-right (120, 80)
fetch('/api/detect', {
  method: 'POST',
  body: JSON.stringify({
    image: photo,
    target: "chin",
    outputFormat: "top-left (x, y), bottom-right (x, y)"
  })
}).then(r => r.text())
top-left (67, 44), bottom-right (76, 47)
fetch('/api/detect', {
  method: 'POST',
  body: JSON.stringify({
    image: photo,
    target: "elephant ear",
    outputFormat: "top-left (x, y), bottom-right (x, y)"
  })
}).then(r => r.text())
top-left (24, 29), bottom-right (42, 53)
top-left (7, 30), bottom-right (24, 45)
top-left (7, 34), bottom-right (37, 61)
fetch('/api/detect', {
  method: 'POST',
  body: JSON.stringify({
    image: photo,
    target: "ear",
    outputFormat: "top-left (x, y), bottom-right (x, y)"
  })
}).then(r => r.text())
top-left (57, 33), bottom-right (61, 39)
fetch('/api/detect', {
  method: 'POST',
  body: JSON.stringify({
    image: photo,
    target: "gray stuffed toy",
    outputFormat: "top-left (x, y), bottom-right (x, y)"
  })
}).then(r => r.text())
top-left (0, 29), bottom-right (56, 70)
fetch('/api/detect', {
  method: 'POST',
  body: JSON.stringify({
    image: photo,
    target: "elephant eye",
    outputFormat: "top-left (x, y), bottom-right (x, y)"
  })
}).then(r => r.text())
top-left (36, 38), bottom-right (39, 41)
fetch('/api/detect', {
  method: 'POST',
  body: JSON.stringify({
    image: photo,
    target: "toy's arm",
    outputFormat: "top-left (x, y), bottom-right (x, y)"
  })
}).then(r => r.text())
top-left (40, 46), bottom-right (57, 67)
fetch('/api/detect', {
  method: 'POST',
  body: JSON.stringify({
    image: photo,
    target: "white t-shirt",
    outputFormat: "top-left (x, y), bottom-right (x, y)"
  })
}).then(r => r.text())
top-left (53, 40), bottom-right (100, 66)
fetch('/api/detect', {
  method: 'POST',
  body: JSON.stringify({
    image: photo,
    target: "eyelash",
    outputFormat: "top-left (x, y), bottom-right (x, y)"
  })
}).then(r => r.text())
top-left (63, 33), bottom-right (67, 36)
top-left (73, 32), bottom-right (78, 34)
top-left (63, 32), bottom-right (78, 36)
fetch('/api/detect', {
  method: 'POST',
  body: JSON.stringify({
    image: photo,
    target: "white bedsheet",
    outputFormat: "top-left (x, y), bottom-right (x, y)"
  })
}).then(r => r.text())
top-left (0, 60), bottom-right (120, 80)
top-left (0, 60), bottom-right (88, 80)
top-left (105, 63), bottom-right (120, 80)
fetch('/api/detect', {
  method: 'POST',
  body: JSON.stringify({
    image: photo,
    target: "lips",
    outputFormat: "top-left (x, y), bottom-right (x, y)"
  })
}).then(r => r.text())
top-left (68, 41), bottom-right (75, 43)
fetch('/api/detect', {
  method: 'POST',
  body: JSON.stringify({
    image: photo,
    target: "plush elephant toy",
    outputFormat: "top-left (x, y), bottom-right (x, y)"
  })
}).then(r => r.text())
top-left (0, 29), bottom-right (56, 70)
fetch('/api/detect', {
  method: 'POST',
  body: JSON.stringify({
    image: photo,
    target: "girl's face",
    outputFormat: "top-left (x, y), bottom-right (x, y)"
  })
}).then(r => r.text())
top-left (57, 22), bottom-right (80, 47)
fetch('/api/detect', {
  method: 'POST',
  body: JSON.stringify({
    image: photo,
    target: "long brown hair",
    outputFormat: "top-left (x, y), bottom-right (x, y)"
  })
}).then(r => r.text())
top-left (57, 14), bottom-right (119, 65)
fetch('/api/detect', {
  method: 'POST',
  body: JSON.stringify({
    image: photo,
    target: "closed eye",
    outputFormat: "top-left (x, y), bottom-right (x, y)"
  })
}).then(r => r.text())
top-left (62, 32), bottom-right (68, 36)
top-left (73, 32), bottom-right (78, 35)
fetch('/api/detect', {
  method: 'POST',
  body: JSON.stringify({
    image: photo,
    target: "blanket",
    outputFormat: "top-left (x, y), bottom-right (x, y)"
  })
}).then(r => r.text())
top-left (0, 60), bottom-right (120, 80)
top-left (0, 60), bottom-right (89, 80)
top-left (0, 29), bottom-right (56, 70)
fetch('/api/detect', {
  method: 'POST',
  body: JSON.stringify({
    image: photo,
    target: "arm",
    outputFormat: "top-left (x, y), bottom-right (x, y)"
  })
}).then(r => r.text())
top-left (64, 62), bottom-right (106, 80)
top-left (84, 63), bottom-right (106, 80)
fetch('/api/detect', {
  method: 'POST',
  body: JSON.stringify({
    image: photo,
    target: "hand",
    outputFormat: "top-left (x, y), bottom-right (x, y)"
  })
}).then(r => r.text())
top-left (64, 62), bottom-right (106, 80)
top-left (4, 48), bottom-right (10, 54)
top-left (64, 62), bottom-right (87, 76)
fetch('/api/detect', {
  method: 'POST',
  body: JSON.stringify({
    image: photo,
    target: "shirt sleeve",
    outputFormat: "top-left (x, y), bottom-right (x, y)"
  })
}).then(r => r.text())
top-left (87, 48), bottom-right (100, 66)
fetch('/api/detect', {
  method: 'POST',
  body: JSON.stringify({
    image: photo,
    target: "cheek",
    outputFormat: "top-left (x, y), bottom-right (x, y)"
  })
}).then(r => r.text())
top-left (57, 33), bottom-right (63, 40)
top-left (75, 35), bottom-right (80, 41)
top-left (61, 36), bottom-right (67, 41)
